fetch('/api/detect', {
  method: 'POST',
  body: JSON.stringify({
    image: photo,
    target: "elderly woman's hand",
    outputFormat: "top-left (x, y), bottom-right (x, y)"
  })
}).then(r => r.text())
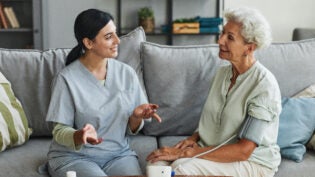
top-left (174, 139), bottom-right (199, 149)
top-left (146, 146), bottom-right (183, 163)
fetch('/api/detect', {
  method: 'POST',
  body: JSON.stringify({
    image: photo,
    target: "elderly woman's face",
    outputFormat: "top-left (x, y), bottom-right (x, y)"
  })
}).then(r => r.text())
top-left (218, 21), bottom-right (248, 62)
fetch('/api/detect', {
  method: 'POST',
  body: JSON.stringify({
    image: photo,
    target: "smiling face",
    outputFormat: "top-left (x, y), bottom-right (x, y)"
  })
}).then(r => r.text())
top-left (217, 21), bottom-right (249, 63)
top-left (84, 20), bottom-right (120, 59)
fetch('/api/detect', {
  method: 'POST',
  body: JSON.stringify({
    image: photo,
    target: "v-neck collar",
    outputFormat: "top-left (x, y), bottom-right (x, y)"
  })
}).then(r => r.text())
top-left (77, 59), bottom-right (112, 90)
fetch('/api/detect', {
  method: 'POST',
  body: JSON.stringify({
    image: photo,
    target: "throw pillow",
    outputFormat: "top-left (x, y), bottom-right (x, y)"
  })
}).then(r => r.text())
top-left (293, 83), bottom-right (315, 151)
top-left (277, 97), bottom-right (315, 162)
top-left (141, 42), bottom-right (226, 136)
top-left (293, 83), bottom-right (315, 98)
top-left (116, 27), bottom-right (147, 96)
top-left (0, 71), bottom-right (32, 152)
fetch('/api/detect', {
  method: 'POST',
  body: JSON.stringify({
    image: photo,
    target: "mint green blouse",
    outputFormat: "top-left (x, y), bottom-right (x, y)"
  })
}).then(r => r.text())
top-left (198, 61), bottom-right (282, 171)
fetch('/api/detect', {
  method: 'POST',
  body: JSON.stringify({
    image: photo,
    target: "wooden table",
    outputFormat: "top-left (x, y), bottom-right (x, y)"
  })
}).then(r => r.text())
top-left (109, 175), bottom-right (232, 177)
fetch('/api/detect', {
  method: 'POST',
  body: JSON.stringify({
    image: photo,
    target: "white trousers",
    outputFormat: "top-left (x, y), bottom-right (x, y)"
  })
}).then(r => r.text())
top-left (149, 159), bottom-right (275, 177)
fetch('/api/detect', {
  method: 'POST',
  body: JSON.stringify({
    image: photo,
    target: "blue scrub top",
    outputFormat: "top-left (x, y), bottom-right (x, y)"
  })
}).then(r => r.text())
top-left (46, 59), bottom-right (147, 161)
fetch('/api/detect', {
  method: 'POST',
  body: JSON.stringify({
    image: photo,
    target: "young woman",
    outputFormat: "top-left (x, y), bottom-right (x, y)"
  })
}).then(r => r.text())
top-left (46, 9), bottom-right (161, 177)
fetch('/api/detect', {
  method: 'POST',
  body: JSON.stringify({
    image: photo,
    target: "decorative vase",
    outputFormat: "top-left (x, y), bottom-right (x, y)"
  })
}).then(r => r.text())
top-left (139, 17), bottom-right (155, 33)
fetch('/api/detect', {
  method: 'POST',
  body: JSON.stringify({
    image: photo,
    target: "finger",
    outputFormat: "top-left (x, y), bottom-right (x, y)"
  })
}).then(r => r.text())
top-left (152, 113), bottom-right (162, 123)
top-left (149, 104), bottom-right (159, 109)
top-left (150, 155), bottom-right (175, 163)
top-left (82, 133), bottom-right (87, 144)
top-left (147, 150), bottom-right (162, 160)
top-left (174, 142), bottom-right (183, 149)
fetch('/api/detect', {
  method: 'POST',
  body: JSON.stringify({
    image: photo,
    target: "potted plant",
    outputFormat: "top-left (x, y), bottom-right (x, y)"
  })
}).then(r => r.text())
top-left (138, 7), bottom-right (155, 33)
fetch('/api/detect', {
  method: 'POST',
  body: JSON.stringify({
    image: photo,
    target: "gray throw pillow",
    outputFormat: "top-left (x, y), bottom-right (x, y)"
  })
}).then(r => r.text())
top-left (141, 42), bottom-right (225, 136)
top-left (116, 27), bottom-right (147, 95)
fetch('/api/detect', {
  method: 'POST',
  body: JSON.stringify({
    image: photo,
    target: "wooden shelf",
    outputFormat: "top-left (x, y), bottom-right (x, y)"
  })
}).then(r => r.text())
top-left (0, 0), bottom-right (42, 49)
top-left (0, 28), bottom-right (33, 32)
top-left (117, 0), bottom-right (220, 45)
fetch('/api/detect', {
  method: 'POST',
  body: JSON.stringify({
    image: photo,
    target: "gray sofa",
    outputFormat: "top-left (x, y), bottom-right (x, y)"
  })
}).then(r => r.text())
top-left (0, 27), bottom-right (315, 177)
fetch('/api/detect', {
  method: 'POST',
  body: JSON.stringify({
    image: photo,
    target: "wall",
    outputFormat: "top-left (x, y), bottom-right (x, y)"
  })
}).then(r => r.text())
top-left (224, 0), bottom-right (315, 42)
top-left (42, 0), bottom-right (217, 49)
top-left (42, 0), bottom-right (117, 49)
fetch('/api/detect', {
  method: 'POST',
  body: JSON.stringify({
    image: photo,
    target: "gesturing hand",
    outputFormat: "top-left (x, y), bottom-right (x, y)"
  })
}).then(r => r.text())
top-left (133, 103), bottom-right (162, 123)
top-left (74, 124), bottom-right (103, 146)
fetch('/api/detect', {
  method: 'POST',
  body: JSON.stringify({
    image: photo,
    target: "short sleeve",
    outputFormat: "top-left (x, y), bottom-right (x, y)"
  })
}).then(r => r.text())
top-left (46, 74), bottom-right (75, 126)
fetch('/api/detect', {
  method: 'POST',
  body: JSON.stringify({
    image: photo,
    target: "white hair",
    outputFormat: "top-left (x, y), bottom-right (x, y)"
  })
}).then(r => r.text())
top-left (224, 7), bottom-right (272, 49)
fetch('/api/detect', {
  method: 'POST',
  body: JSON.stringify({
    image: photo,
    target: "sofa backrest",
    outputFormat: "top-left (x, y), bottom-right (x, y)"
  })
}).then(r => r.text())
top-left (141, 42), bottom-right (226, 136)
top-left (141, 38), bottom-right (315, 136)
top-left (256, 38), bottom-right (315, 97)
top-left (1, 29), bottom-right (314, 137)
top-left (0, 48), bottom-right (69, 136)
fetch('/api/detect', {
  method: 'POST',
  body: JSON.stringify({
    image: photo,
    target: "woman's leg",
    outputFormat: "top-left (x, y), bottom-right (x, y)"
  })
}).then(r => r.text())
top-left (48, 159), bottom-right (106, 177)
top-left (103, 155), bottom-right (142, 176)
top-left (171, 158), bottom-right (275, 177)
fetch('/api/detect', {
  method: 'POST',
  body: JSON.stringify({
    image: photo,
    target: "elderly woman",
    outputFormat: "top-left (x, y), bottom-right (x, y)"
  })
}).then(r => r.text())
top-left (147, 7), bottom-right (281, 177)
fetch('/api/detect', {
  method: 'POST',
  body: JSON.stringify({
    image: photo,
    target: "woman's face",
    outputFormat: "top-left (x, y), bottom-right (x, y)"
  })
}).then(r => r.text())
top-left (89, 20), bottom-right (120, 59)
top-left (217, 21), bottom-right (248, 62)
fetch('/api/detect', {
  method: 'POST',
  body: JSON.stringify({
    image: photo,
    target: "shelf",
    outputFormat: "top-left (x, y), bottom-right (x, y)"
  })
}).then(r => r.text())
top-left (117, 0), bottom-right (220, 45)
top-left (120, 28), bottom-right (168, 36)
top-left (0, 28), bottom-right (33, 32)
top-left (0, 0), bottom-right (42, 49)
top-left (121, 28), bottom-right (219, 36)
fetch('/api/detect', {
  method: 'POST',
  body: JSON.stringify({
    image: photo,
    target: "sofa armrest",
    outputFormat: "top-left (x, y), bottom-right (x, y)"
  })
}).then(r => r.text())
top-left (292, 28), bottom-right (315, 41)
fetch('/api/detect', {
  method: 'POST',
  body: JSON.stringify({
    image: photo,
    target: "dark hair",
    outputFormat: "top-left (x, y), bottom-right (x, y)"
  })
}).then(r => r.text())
top-left (66, 9), bottom-right (114, 66)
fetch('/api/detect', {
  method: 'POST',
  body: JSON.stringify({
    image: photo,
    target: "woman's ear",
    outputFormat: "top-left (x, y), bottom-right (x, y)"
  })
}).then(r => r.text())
top-left (82, 37), bottom-right (93, 50)
top-left (247, 43), bottom-right (257, 53)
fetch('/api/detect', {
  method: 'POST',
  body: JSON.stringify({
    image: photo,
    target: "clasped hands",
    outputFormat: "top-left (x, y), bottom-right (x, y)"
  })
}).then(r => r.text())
top-left (147, 138), bottom-right (199, 163)
top-left (73, 103), bottom-right (161, 146)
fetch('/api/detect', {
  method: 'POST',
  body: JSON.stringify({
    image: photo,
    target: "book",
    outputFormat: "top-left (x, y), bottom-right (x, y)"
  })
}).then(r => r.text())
top-left (4, 7), bottom-right (15, 28)
top-left (8, 7), bottom-right (20, 28)
top-left (0, 2), bottom-right (8, 29)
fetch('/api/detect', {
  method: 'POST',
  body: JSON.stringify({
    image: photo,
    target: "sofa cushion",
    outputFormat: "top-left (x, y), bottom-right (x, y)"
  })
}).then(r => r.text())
top-left (275, 151), bottom-right (315, 177)
top-left (0, 71), bottom-right (32, 151)
top-left (141, 42), bottom-right (225, 136)
top-left (0, 48), bottom-right (69, 136)
top-left (128, 134), bottom-right (157, 174)
top-left (0, 138), bottom-right (51, 177)
top-left (277, 97), bottom-right (315, 162)
top-left (117, 27), bottom-right (147, 96)
top-left (256, 38), bottom-right (315, 97)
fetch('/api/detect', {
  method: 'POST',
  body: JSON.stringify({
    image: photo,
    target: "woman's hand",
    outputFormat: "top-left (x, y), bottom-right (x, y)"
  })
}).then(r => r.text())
top-left (129, 103), bottom-right (162, 133)
top-left (74, 124), bottom-right (102, 146)
top-left (146, 146), bottom-right (183, 163)
top-left (174, 139), bottom-right (199, 149)
top-left (174, 132), bottom-right (200, 149)
top-left (132, 103), bottom-right (162, 123)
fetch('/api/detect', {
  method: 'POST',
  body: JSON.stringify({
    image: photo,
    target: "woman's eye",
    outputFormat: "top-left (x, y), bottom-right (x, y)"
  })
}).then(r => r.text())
top-left (105, 35), bottom-right (112, 40)
top-left (228, 35), bottom-right (234, 40)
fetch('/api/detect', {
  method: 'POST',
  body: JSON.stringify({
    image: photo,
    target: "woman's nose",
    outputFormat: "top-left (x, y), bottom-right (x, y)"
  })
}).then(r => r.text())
top-left (217, 34), bottom-right (224, 45)
top-left (114, 33), bottom-right (120, 44)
